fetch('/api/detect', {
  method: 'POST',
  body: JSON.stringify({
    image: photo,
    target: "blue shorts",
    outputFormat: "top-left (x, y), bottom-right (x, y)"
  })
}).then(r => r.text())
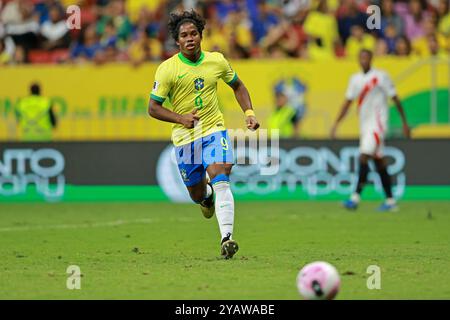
top-left (175, 130), bottom-right (234, 187)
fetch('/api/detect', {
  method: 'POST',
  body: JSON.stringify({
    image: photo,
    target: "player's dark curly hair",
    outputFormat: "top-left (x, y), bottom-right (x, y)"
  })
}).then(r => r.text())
top-left (168, 10), bottom-right (206, 42)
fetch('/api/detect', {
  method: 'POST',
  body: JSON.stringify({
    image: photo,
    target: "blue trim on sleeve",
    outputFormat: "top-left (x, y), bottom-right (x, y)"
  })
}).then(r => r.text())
top-left (226, 73), bottom-right (238, 86)
top-left (150, 93), bottom-right (165, 103)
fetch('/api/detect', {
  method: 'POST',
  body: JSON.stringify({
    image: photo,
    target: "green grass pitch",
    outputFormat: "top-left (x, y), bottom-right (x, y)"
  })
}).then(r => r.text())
top-left (1, 201), bottom-right (449, 299)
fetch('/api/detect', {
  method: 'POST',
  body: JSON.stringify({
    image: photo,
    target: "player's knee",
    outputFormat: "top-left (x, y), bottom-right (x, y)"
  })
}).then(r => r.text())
top-left (359, 154), bottom-right (370, 165)
top-left (374, 159), bottom-right (386, 172)
top-left (210, 165), bottom-right (232, 179)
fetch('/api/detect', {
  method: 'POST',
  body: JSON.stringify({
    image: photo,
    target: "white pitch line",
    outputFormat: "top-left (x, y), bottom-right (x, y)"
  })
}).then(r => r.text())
top-left (0, 218), bottom-right (158, 233)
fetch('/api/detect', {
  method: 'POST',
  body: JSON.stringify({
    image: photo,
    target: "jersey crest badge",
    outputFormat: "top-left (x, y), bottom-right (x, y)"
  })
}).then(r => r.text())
top-left (194, 78), bottom-right (204, 91)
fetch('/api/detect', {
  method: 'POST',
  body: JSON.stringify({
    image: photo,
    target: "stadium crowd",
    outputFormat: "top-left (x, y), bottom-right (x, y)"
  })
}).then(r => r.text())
top-left (0, 0), bottom-right (449, 65)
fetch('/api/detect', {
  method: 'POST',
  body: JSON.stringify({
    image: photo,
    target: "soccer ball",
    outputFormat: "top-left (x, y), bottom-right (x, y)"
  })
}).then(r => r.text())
top-left (296, 261), bottom-right (340, 300)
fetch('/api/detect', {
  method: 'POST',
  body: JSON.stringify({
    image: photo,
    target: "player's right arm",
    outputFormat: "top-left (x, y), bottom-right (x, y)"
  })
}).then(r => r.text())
top-left (331, 76), bottom-right (356, 139)
top-left (148, 63), bottom-right (199, 129)
top-left (148, 99), bottom-right (199, 129)
top-left (330, 100), bottom-right (352, 139)
top-left (217, 52), bottom-right (260, 131)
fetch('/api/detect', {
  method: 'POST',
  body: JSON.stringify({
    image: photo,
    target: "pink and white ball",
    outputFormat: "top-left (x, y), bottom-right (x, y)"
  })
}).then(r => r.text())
top-left (296, 261), bottom-right (341, 300)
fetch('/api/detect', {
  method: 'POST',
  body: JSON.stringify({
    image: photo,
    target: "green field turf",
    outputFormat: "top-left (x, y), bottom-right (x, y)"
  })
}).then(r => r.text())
top-left (1, 201), bottom-right (449, 300)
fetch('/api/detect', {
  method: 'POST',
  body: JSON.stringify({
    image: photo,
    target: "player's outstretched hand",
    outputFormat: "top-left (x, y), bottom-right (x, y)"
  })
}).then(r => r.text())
top-left (330, 125), bottom-right (337, 139)
top-left (180, 109), bottom-right (200, 129)
top-left (246, 116), bottom-right (260, 131)
top-left (403, 124), bottom-right (411, 138)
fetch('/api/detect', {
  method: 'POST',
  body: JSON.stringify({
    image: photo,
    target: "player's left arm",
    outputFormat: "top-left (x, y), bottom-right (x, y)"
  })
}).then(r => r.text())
top-left (383, 72), bottom-right (410, 138)
top-left (391, 95), bottom-right (410, 138)
top-left (230, 78), bottom-right (260, 131)
top-left (220, 53), bottom-right (259, 131)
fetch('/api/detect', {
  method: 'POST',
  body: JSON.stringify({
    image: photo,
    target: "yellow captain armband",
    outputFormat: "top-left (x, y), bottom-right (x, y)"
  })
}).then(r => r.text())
top-left (245, 109), bottom-right (255, 117)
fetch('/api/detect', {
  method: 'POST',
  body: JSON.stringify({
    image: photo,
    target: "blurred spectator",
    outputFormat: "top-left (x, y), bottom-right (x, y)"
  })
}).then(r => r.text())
top-left (412, 18), bottom-right (447, 56)
top-left (401, 0), bottom-right (432, 41)
top-left (336, 0), bottom-right (368, 44)
top-left (436, 0), bottom-right (450, 51)
top-left (96, 0), bottom-right (132, 42)
top-left (394, 35), bottom-right (412, 56)
top-left (70, 23), bottom-right (103, 63)
top-left (266, 43), bottom-right (288, 58)
top-left (267, 90), bottom-right (297, 138)
top-left (437, 0), bottom-right (450, 33)
top-left (0, 36), bottom-right (15, 64)
top-left (380, 0), bottom-right (404, 38)
top-left (202, 15), bottom-right (229, 55)
top-left (228, 30), bottom-right (250, 59)
top-left (128, 29), bottom-right (162, 66)
top-left (224, 10), bottom-right (253, 59)
top-left (100, 43), bottom-right (119, 63)
top-left (250, 0), bottom-right (279, 45)
top-left (126, 0), bottom-right (162, 22)
top-left (262, 14), bottom-right (308, 58)
top-left (303, 0), bottom-right (339, 60)
top-left (133, 6), bottom-right (161, 41)
top-left (427, 33), bottom-right (448, 57)
top-left (374, 37), bottom-right (388, 56)
top-left (382, 23), bottom-right (400, 54)
top-left (281, 0), bottom-right (310, 19)
top-left (100, 20), bottom-right (118, 48)
top-left (40, 4), bottom-right (70, 50)
top-left (34, 0), bottom-right (65, 25)
top-left (214, 0), bottom-right (240, 23)
top-left (345, 25), bottom-right (375, 58)
top-left (0, 38), bottom-right (11, 64)
top-left (12, 45), bottom-right (26, 64)
top-left (1, 0), bottom-right (23, 25)
top-left (3, 0), bottom-right (40, 59)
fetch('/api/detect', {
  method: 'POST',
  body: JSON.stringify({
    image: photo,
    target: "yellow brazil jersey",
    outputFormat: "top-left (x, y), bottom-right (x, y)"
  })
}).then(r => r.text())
top-left (150, 51), bottom-right (237, 146)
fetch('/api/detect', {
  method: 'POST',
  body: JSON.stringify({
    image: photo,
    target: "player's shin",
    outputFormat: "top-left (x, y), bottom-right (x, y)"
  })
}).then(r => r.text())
top-left (376, 163), bottom-right (394, 201)
top-left (354, 161), bottom-right (369, 201)
top-left (211, 174), bottom-right (234, 240)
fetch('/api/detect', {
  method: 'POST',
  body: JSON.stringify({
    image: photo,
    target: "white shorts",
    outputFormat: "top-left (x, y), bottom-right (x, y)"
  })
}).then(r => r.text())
top-left (359, 131), bottom-right (384, 158)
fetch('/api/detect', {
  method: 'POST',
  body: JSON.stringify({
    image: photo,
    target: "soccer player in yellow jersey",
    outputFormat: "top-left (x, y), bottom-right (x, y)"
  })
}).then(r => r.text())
top-left (148, 10), bottom-right (259, 259)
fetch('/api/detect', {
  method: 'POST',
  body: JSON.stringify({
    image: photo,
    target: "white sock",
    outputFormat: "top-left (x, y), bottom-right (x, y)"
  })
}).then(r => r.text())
top-left (386, 198), bottom-right (396, 205)
top-left (205, 183), bottom-right (213, 198)
top-left (351, 193), bottom-right (361, 203)
top-left (212, 182), bottom-right (234, 240)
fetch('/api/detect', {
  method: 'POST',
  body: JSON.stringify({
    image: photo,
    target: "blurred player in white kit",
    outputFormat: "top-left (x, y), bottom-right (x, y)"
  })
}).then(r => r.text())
top-left (331, 49), bottom-right (410, 212)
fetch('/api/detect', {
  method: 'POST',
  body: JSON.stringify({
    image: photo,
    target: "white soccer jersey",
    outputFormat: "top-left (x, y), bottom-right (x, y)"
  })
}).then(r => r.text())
top-left (345, 68), bottom-right (397, 156)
